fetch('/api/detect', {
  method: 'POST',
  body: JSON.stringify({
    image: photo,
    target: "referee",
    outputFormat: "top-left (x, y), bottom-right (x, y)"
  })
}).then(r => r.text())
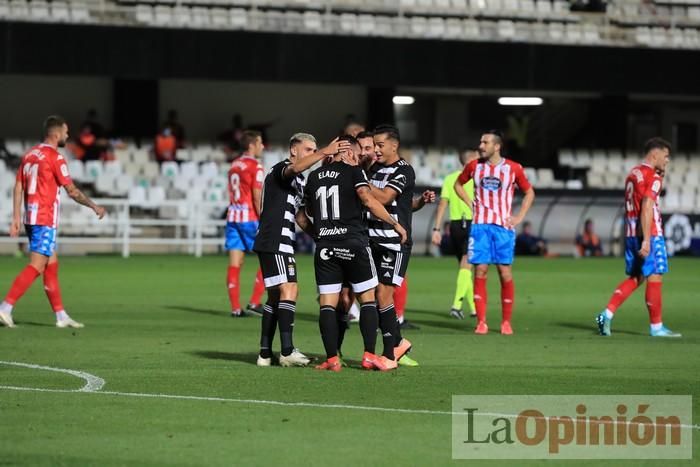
top-left (431, 148), bottom-right (479, 319)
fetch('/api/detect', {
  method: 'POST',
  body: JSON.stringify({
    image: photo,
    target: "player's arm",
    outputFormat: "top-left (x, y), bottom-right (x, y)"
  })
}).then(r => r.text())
top-left (356, 186), bottom-right (407, 244)
top-left (431, 198), bottom-right (448, 246)
top-left (253, 187), bottom-right (262, 217)
top-left (412, 190), bottom-right (436, 212)
top-left (453, 166), bottom-right (474, 207)
top-left (282, 138), bottom-right (350, 178)
top-left (9, 179), bottom-right (23, 237)
top-left (64, 183), bottom-right (106, 219)
top-left (369, 183), bottom-right (399, 205)
top-left (295, 209), bottom-right (314, 237)
top-left (509, 187), bottom-right (535, 228)
top-left (638, 196), bottom-right (654, 258)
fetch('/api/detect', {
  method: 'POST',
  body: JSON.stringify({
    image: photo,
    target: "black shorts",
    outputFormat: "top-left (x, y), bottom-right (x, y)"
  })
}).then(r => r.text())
top-left (257, 252), bottom-right (297, 288)
top-left (449, 219), bottom-right (472, 262)
top-left (370, 243), bottom-right (410, 287)
top-left (315, 240), bottom-right (378, 294)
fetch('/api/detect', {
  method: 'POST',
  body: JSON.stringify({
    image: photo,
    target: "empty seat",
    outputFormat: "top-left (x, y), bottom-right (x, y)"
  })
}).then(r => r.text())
top-left (128, 185), bottom-right (147, 207)
top-left (135, 4), bottom-right (153, 23)
top-left (230, 8), bottom-right (247, 29)
top-left (68, 160), bottom-right (85, 181)
top-left (339, 13), bottom-right (357, 34)
top-left (84, 160), bottom-right (103, 181)
top-left (30, 0), bottom-right (49, 20)
top-left (153, 5), bottom-right (173, 25)
top-left (147, 186), bottom-right (166, 207)
top-left (537, 168), bottom-right (554, 187)
top-left (104, 160), bottom-right (122, 176)
top-left (303, 11), bottom-right (323, 31)
top-left (410, 16), bottom-right (428, 36)
top-left (70, 2), bottom-right (90, 22)
top-left (114, 174), bottom-right (133, 196)
top-left (210, 7), bottom-right (228, 27)
top-left (191, 7), bottom-right (210, 27)
top-left (497, 20), bottom-right (516, 39)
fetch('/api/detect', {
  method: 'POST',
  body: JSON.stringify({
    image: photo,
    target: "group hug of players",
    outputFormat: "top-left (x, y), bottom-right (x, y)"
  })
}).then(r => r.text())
top-left (0, 117), bottom-right (681, 370)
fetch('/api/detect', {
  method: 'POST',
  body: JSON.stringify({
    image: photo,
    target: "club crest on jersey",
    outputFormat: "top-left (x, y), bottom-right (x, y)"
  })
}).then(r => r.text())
top-left (481, 176), bottom-right (502, 191)
top-left (288, 263), bottom-right (295, 276)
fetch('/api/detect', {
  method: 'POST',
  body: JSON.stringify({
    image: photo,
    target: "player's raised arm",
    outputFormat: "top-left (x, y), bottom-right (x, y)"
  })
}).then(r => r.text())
top-left (283, 137), bottom-right (350, 178)
top-left (411, 190), bottom-right (436, 212)
top-left (10, 178), bottom-right (23, 237)
top-left (356, 186), bottom-right (407, 244)
top-left (64, 183), bottom-right (106, 219)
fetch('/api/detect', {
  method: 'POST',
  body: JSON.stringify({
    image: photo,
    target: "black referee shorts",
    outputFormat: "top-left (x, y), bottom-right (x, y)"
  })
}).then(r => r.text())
top-left (449, 219), bottom-right (472, 262)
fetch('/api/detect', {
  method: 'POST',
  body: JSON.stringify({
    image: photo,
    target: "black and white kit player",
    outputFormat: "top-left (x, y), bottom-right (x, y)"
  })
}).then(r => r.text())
top-left (367, 124), bottom-right (434, 363)
top-left (301, 135), bottom-right (407, 372)
top-left (253, 133), bottom-right (349, 367)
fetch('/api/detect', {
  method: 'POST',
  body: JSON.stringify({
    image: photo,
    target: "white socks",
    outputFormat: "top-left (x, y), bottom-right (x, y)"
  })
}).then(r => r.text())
top-left (604, 309), bottom-right (614, 320)
top-left (55, 310), bottom-right (68, 321)
top-left (650, 322), bottom-right (663, 331)
top-left (0, 301), bottom-right (13, 314)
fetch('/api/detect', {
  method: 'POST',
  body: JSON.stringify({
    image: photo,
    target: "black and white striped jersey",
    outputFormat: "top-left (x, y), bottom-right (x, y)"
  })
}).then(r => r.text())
top-left (254, 159), bottom-right (305, 255)
top-left (367, 159), bottom-right (415, 252)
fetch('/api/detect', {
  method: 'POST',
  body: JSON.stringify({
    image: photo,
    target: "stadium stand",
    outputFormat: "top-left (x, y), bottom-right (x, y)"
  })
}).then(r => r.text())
top-left (2, 0), bottom-right (700, 49)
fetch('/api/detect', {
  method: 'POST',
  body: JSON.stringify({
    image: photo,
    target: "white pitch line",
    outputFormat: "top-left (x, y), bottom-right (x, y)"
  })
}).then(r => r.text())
top-left (0, 360), bottom-right (105, 392)
top-left (1, 361), bottom-right (698, 432)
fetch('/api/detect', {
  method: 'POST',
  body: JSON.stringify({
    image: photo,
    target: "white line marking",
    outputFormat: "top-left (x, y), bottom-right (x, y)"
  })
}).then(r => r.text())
top-left (1, 361), bottom-right (698, 431)
top-left (0, 360), bottom-right (105, 392)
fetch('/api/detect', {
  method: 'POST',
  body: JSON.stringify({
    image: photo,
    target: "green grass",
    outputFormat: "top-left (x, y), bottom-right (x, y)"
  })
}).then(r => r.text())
top-left (0, 255), bottom-right (698, 466)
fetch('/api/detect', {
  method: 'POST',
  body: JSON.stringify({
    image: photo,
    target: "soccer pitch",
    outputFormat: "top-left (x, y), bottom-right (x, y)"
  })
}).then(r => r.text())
top-left (0, 255), bottom-right (698, 466)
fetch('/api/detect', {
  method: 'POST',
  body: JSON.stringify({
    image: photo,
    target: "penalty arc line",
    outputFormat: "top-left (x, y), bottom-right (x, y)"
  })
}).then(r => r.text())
top-left (1, 361), bottom-right (698, 431)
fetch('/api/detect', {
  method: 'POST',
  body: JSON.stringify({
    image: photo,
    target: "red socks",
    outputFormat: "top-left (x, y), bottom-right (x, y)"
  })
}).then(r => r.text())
top-left (606, 278), bottom-right (639, 313)
top-left (645, 281), bottom-right (662, 325)
top-left (394, 277), bottom-right (408, 320)
top-left (4, 265), bottom-right (41, 305)
top-left (501, 280), bottom-right (514, 322)
top-left (474, 277), bottom-right (487, 322)
top-left (249, 268), bottom-right (265, 306)
top-left (227, 266), bottom-right (241, 311)
top-left (43, 262), bottom-right (64, 312)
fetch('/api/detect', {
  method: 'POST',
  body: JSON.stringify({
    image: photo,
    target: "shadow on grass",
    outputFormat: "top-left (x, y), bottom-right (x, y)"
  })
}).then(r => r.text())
top-left (15, 321), bottom-right (54, 327)
top-left (554, 321), bottom-right (646, 336)
top-left (190, 350), bottom-right (339, 367)
top-left (167, 305), bottom-right (318, 323)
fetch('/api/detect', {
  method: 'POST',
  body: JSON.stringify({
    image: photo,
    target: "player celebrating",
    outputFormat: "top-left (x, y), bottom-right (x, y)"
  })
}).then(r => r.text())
top-left (0, 116), bottom-right (105, 329)
top-left (302, 135), bottom-right (407, 372)
top-left (225, 130), bottom-right (266, 317)
top-left (454, 130), bottom-right (535, 335)
top-left (254, 134), bottom-right (350, 367)
top-left (432, 148), bottom-right (479, 319)
top-left (367, 124), bottom-right (433, 365)
top-left (596, 138), bottom-right (680, 337)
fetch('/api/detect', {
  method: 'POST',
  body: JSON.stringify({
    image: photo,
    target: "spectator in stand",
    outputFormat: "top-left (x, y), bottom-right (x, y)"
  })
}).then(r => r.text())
top-left (164, 110), bottom-right (186, 149)
top-left (154, 126), bottom-right (178, 163)
top-left (515, 221), bottom-right (548, 256)
top-left (72, 109), bottom-right (114, 161)
top-left (219, 114), bottom-right (245, 161)
top-left (576, 218), bottom-right (603, 257)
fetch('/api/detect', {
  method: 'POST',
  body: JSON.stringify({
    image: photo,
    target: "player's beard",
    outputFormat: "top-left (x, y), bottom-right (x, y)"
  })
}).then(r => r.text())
top-left (58, 139), bottom-right (67, 147)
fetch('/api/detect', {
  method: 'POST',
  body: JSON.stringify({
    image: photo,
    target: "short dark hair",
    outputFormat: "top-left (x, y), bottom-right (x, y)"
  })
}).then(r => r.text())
top-left (240, 130), bottom-right (262, 152)
top-left (356, 130), bottom-right (374, 140)
top-left (459, 147), bottom-right (478, 165)
top-left (484, 129), bottom-right (504, 146)
top-left (43, 115), bottom-right (66, 137)
top-left (373, 124), bottom-right (400, 144)
top-left (643, 137), bottom-right (671, 156)
top-left (338, 134), bottom-right (359, 148)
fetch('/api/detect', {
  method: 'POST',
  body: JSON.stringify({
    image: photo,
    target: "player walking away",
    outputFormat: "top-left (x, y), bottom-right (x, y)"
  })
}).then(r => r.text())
top-left (367, 124), bottom-right (434, 367)
top-left (225, 130), bottom-right (266, 317)
top-left (596, 138), bottom-right (680, 338)
top-left (254, 134), bottom-right (350, 367)
top-left (302, 135), bottom-right (407, 372)
top-left (454, 130), bottom-right (535, 335)
top-left (432, 148), bottom-right (480, 320)
top-left (0, 116), bottom-right (105, 329)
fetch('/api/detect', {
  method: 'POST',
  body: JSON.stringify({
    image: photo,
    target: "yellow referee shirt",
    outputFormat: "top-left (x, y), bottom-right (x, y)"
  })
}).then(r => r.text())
top-left (440, 170), bottom-right (474, 221)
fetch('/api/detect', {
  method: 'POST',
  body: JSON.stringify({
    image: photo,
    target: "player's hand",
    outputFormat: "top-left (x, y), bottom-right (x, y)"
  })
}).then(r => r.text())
top-left (506, 215), bottom-right (523, 229)
top-left (341, 150), bottom-right (359, 166)
top-left (9, 217), bottom-right (20, 237)
top-left (323, 137), bottom-right (351, 156)
top-left (94, 205), bottom-right (106, 219)
top-left (421, 190), bottom-right (436, 204)
top-left (638, 239), bottom-right (651, 258)
top-left (431, 230), bottom-right (441, 246)
top-left (394, 223), bottom-right (408, 244)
